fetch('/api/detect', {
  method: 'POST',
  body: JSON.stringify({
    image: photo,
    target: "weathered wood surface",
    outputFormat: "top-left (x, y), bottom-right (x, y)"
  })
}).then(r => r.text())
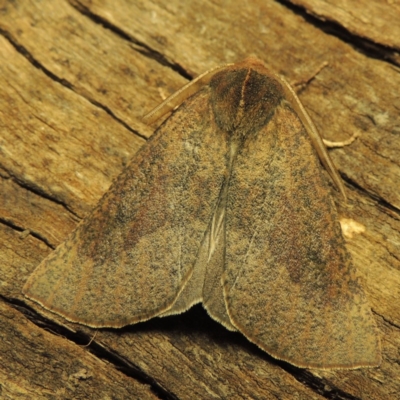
top-left (289, 0), bottom-right (400, 53)
top-left (1, 0), bottom-right (399, 399)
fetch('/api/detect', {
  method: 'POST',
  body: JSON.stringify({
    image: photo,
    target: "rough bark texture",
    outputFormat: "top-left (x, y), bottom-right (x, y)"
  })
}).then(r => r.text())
top-left (1, 0), bottom-right (399, 399)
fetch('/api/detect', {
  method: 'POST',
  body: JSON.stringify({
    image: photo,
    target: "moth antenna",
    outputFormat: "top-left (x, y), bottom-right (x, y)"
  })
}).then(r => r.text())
top-left (143, 64), bottom-right (233, 124)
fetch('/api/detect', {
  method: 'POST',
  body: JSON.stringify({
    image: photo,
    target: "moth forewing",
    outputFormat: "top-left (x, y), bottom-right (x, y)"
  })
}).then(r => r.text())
top-left (23, 78), bottom-right (228, 328)
top-left (277, 74), bottom-right (347, 200)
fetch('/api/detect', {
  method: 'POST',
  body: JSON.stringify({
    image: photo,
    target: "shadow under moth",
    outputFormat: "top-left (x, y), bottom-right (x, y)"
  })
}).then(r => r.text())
top-left (23, 57), bottom-right (381, 369)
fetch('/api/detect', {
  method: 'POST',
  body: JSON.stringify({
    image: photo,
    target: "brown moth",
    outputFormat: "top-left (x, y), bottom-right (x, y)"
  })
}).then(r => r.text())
top-left (23, 57), bottom-right (381, 369)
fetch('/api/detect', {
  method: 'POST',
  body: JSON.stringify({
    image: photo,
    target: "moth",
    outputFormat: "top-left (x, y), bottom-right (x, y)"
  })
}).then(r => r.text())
top-left (23, 57), bottom-right (381, 369)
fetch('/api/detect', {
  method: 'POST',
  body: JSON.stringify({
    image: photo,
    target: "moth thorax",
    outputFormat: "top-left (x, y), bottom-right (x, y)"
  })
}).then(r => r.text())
top-left (210, 68), bottom-right (284, 136)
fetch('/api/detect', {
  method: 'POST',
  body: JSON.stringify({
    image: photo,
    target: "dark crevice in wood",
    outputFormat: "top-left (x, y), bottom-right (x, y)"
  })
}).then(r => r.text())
top-left (85, 97), bottom-right (149, 141)
top-left (0, 28), bottom-right (148, 141)
top-left (340, 173), bottom-right (400, 218)
top-left (288, 368), bottom-right (362, 400)
top-left (4, 296), bottom-right (179, 400)
top-left (277, 0), bottom-right (400, 67)
top-left (68, 0), bottom-right (193, 81)
top-left (0, 28), bottom-right (75, 88)
top-left (0, 217), bottom-right (54, 249)
top-left (0, 165), bottom-right (82, 220)
top-left (375, 310), bottom-right (400, 331)
top-left (375, 197), bottom-right (400, 219)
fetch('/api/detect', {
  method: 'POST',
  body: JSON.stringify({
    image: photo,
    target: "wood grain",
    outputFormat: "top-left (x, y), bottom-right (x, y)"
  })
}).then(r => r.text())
top-left (1, 0), bottom-right (399, 398)
top-left (289, 0), bottom-right (400, 52)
